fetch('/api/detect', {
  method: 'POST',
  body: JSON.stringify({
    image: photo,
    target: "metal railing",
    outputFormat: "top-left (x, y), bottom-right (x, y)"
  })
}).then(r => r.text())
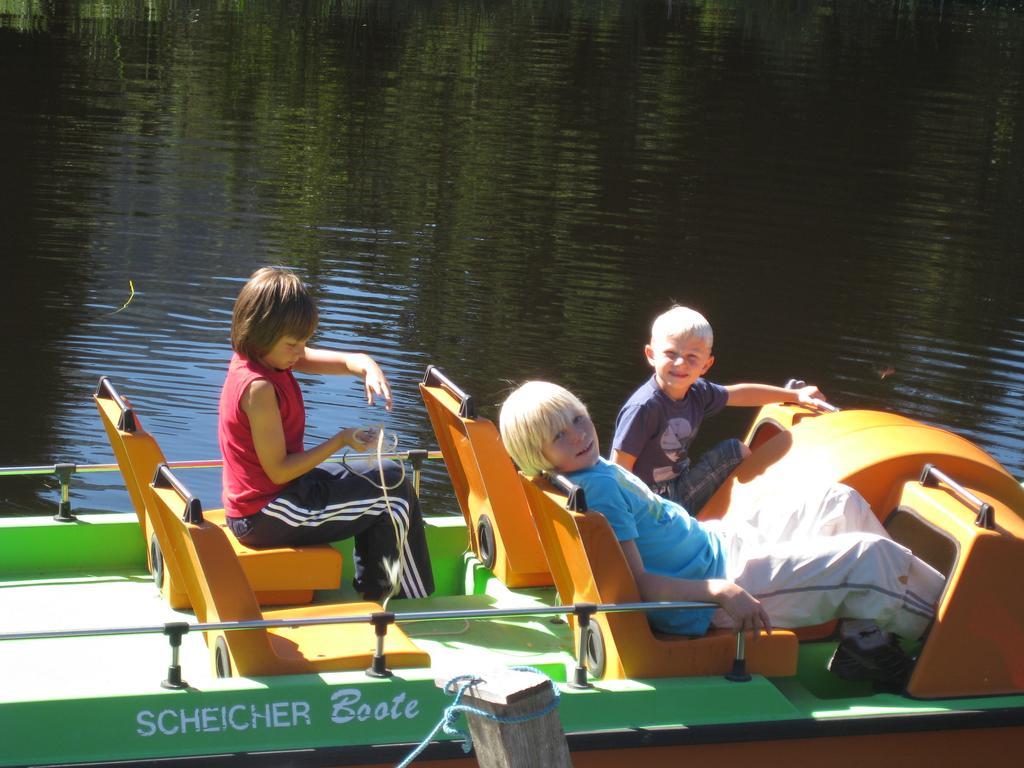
top-left (0, 599), bottom-right (751, 690)
top-left (0, 449), bottom-right (444, 521)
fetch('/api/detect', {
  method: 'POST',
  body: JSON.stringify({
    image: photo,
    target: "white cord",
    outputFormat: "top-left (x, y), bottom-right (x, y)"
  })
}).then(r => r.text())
top-left (372, 428), bottom-right (407, 610)
top-left (340, 429), bottom-right (406, 491)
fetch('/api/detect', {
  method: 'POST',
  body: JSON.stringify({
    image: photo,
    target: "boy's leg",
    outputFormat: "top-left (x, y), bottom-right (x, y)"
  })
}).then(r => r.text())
top-left (799, 482), bottom-right (888, 537)
top-left (711, 482), bottom-right (899, 653)
top-left (664, 438), bottom-right (746, 513)
top-left (719, 481), bottom-right (888, 549)
top-left (711, 533), bottom-right (944, 639)
top-left (236, 462), bottom-right (434, 600)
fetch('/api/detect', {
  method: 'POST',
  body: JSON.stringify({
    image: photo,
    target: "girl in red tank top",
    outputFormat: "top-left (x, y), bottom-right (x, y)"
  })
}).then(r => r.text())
top-left (217, 267), bottom-right (434, 601)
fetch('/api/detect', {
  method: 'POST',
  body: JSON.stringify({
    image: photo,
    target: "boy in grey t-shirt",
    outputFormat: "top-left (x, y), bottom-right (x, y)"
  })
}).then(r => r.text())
top-left (611, 306), bottom-right (823, 515)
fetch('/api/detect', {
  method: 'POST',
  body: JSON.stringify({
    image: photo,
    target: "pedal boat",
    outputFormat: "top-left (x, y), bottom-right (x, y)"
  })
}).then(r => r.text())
top-left (1, 368), bottom-right (1022, 768)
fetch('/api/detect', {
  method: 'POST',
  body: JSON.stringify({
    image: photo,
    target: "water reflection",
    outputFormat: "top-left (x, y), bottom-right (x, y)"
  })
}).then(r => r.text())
top-left (1, 0), bottom-right (1022, 518)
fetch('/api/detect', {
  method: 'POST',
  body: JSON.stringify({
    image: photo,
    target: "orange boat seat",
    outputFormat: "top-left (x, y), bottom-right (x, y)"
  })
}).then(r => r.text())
top-left (730, 402), bottom-right (1024, 649)
top-left (886, 471), bottom-right (1024, 699)
top-left (94, 376), bottom-right (342, 609)
top-left (519, 473), bottom-right (797, 681)
top-left (419, 366), bottom-right (551, 588)
top-left (149, 465), bottom-right (429, 677)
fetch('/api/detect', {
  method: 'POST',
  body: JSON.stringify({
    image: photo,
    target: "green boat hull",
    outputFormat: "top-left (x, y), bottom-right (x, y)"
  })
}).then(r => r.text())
top-left (2, 512), bottom-right (1023, 768)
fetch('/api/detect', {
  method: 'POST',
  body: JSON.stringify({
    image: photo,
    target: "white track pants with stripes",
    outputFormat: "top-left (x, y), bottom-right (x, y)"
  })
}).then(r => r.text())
top-left (706, 482), bottom-right (944, 639)
top-left (227, 461), bottom-right (434, 600)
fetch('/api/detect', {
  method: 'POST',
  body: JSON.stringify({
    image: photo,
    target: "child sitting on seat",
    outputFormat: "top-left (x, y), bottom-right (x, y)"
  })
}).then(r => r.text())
top-left (612, 305), bottom-right (824, 515)
top-left (500, 380), bottom-right (945, 688)
top-left (218, 266), bottom-right (433, 601)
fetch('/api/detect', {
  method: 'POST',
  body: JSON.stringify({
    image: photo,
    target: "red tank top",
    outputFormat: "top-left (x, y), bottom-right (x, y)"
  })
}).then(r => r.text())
top-left (218, 353), bottom-right (306, 518)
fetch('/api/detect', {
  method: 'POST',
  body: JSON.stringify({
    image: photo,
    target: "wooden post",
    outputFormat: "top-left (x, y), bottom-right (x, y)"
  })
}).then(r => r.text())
top-left (438, 668), bottom-right (573, 768)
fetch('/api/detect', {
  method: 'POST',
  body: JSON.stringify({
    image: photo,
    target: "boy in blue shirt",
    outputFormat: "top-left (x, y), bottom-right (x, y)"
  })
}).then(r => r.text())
top-left (612, 306), bottom-right (824, 515)
top-left (500, 380), bottom-right (945, 687)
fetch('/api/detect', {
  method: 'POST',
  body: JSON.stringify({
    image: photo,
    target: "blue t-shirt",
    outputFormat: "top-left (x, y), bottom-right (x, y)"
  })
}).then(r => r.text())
top-left (612, 376), bottom-right (729, 488)
top-left (565, 458), bottom-right (726, 636)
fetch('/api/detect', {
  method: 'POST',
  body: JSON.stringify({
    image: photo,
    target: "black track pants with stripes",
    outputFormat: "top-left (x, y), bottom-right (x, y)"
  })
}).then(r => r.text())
top-left (226, 461), bottom-right (434, 600)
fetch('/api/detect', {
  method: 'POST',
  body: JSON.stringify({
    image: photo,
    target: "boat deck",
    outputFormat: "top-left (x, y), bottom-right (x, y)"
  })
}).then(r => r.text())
top-left (0, 513), bottom-right (991, 715)
top-left (3, 510), bottom-right (1024, 768)
top-left (0, 534), bottom-right (576, 703)
top-left (2, 584), bottom-right (566, 692)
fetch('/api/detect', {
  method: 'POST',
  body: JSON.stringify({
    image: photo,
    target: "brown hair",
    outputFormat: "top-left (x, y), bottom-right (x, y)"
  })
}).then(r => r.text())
top-left (231, 267), bottom-right (318, 360)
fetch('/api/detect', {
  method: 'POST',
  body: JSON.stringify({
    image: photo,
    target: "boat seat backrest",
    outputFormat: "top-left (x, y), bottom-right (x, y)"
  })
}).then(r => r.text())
top-left (519, 473), bottom-right (797, 680)
top-left (519, 476), bottom-right (640, 609)
top-left (419, 366), bottom-right (550, 588)
top-left (94, 381), bottom-right (167, 532)
top-left (149, 465), bottom-right (430, 678)
top-left (150, 465), bottom-right (313, 674)
top-left (888, 479), bottom-right (1024, 699)
top-left (151, 471), bottom-right (263, 626)
top-left (94, 376), bottom-right (343, 610)
top-left (94, 379), bottom-right (182, 581)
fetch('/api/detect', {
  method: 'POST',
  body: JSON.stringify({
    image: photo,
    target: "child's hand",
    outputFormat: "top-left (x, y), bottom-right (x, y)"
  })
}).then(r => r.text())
top-left (343, 426), bottom-right (381, 452)
top-left (361, 359), bottom-right (393, 411)
top-left (796, 384), bottom-right (826, 406)
top-left (711, 580), bottom-right (772, 635)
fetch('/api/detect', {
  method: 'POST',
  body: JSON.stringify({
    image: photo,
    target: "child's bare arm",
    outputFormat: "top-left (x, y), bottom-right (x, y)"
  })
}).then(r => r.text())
top-left (243, 379), bottom-right (373, 485)
top-left (619, 540), bottom-right (772, 634)
top-left (724, 382), bottom-right (823, 408)
top-left (610, 449), bottom-right (638, 473)
top-left (293, 347), bottom-right (393, 410)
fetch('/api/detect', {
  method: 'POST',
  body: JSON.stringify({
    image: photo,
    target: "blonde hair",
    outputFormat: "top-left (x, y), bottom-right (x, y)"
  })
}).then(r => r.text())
top-left (231, 267), bottom-right (318, 360)
top-left (499, 381), bottom-right (590, 477)
top-left (651, 306), bottom-right (713, 350)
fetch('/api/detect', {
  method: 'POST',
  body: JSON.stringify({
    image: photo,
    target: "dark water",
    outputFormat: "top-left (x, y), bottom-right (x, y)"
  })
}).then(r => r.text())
top-left (2, 0), bottom-right (1022, 518)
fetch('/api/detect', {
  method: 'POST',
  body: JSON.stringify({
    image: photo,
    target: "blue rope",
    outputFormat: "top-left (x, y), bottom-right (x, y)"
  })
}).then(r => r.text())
top-left (395, 666), bottom-right (560, 768)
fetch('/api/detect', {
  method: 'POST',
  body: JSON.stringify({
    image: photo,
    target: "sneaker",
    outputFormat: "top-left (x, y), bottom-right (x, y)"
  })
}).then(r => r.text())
top-left (827, 635), bottom-right (914, 690)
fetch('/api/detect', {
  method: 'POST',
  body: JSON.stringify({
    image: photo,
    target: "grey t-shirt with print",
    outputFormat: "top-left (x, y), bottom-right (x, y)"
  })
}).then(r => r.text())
top-left (611, 376), bottom-right (729, 488)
